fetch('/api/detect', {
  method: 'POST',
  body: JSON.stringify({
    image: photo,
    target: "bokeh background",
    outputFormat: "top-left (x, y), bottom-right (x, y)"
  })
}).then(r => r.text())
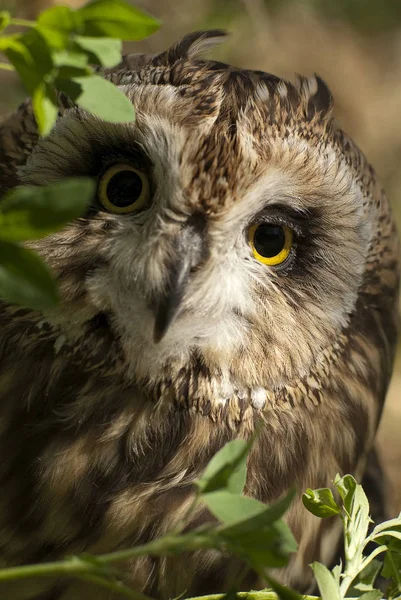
top-left (1, 0), bottom-right (400, 510)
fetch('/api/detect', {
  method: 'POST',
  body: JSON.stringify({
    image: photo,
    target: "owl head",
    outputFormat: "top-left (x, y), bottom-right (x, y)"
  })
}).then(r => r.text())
top-left (2, 31), bottom-right (398, 412)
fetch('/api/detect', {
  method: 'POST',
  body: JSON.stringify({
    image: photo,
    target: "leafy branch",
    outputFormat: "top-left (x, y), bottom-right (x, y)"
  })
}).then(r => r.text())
top-left (303, 475), bottom-right (401, 600)
top-left (0, 441), bottom-right (299, 599)
top-left (0, 0), bottom-right (159, 309)
top-left (0, 440), bottom-right (400, 600)
top-left (0, 1), bottom-right (160, 135)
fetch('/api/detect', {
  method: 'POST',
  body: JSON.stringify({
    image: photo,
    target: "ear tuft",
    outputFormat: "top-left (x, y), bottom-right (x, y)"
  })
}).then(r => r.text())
top-left (296, 74), bottom-right (333, 120)
top-left (152, 30), bottom-right (229, 66)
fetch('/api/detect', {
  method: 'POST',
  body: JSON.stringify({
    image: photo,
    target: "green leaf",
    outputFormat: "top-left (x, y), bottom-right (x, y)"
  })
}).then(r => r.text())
top-left (334, 473), bottom-right (357, 515)
top-left (382, 544), bottom-right (401, 579)
top-left (0, 10), bottom-right (11, 32)
top-left (0, 29), bottom-right (53, 95)
top-left (18, 29), bottom-right (53, 78)
top-left (371, 514), bottom-right (401, 537)
top-left (357, 592), bottom-right (382, 600)
top-left (0, 241), bottom-right (58, 309)
top-left (52, 49), bottom-right (89, 69)
top-left (382, 544), bottom-right (401, 598)
top-left (56, 74), bottom-right (135, 123)
top-left (197, 439), bottom-right (249, 495)
top-left (352, 558), bottom-right (384, 592)
top-left (36, 5), bottom-right (83, 49)
top-left (32, 81), bottom-right (59, 136)
top-left (73, 36), bottom-right (121, 67)
top-left (310, 562), bottom-right (341, 600)
top-left (334, 473), bottom-right (372, 564)
top-left (215, 490), bottom-right (297, 569)
top-left (221, 518), bottom-right (297, 569)
top-left (264, 575), bottom-right (302, 599)
top-left (373, 530), bottom-right (401, 546)
top-left (360, 545), bottom-right (387, 571)
top-left (56, 65), bottom-right (91, 79)
top-left (0, 36), bottom-right (42, 94)
top-left (331, 563), bottom-right (342, 586)
top-left (202, 492), bottom-right (267, 525)
top-left (218, 489), bottom-right (296, 536)
top-left (78, 0), bottom-right (160, 40)
top-left (302, 487), bottom-right (341, 518)
top-left (0, 178), bottom-right (95, 241)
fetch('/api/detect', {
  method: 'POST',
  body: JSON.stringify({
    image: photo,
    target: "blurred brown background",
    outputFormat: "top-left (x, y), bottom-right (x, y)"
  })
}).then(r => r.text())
top-left (1, 0), bottom-right (400, 512)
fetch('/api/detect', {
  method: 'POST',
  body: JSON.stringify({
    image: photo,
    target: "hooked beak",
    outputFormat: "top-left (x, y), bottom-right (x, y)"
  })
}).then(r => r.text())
top-left (153, 219), bottom-right (207, 343)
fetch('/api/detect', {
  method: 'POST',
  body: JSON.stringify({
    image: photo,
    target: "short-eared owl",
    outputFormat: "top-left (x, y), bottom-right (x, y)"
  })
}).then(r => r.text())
top-left (0, 30), bottom-right (399, 599)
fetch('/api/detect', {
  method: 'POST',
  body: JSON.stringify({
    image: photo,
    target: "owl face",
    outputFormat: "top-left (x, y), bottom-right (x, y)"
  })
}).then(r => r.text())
top-left (18, 32), bottom-right (379, 400)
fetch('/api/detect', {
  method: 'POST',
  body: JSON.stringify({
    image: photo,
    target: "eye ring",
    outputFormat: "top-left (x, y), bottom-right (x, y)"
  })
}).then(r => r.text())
top-left (98, 163), bottom-right (150, 214)
top-left (248, 223), bottom-right (293, 266)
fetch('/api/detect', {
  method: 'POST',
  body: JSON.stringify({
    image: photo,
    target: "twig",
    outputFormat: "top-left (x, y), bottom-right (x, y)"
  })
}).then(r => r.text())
top-left (9, 18), bottom-right (35, 27)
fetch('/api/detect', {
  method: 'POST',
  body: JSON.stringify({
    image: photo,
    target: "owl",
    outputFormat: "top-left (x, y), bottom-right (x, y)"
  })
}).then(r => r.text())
top-left (0, 30), bottom-right (399, 600)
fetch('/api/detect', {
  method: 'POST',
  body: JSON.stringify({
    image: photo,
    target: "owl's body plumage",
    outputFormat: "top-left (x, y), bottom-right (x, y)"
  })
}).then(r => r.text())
top-left (0, 31), bottom-right (398, 599)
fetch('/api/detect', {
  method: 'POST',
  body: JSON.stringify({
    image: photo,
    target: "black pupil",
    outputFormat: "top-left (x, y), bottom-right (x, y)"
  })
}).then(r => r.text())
top-left (106, 170), bottom-right (143, 208)
top-left (253, 224), bottom-right (286, 257)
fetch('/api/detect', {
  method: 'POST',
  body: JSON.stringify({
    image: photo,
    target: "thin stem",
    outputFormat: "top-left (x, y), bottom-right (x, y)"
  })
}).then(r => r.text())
top-left (0, 558), bottom-right (90, 582)
top-left (9, 18), bottom-right (35, 27)
top-left (97, 530), bottom-right (216, 566)
top-left (187, 595), bottom-right (280, 600)
top-left (0, 558), bottom-right (373, 600)
top-left (0, 531), bottom-right (215, 583)
top-left (186, 593), bottom-right (319, 600)
top-left (0, 62), bottom-right (14, 71)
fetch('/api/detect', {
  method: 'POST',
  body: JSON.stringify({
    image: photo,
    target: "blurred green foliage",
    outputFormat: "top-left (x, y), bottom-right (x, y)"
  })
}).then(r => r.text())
top-left (0, 0), bottom-right (159, 309)
top-left (205, 0), bottom-right (401, 34)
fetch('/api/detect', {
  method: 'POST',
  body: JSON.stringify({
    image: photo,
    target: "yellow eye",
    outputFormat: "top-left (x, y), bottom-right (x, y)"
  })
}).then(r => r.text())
top-left (248, 223), bottom-right (293, 266)
top-left (98, 164), bottom-right (150, 214)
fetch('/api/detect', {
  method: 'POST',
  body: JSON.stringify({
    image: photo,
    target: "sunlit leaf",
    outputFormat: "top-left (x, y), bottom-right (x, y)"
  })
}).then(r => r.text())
top-left (73, 36), bottom-right (121, 67)
top-left (37, 5), bottom-right (83, 49)
top-left (352, 558), bottom-right (383, 592)
top-left (215, 490), bottom-right (297, 569)
top-left (371, 514), bottom-right (401, 537)
top-left (32, 81), bottom-right (59, 136)
top-left (334, 473), bottom-right (357, 515)
top-left (0, 30), bottom-right (52, 95)
top-left (0, 241), bottom-right (58, 309)
top-left (302, 487), bottom-right (340, 518)
top-left (56, 74), bottom-right (135, 123)
top-left (0, 178), bottom-right (95, 241)
top-left (0, 36), bottom-right (42, 94)
top-left (78, 0), bottom-right (160, 40)
top-left (310, 562), bottom-right (341, 600)
top-left (202, 492), bottom-right (266, 525)
top-left (217, 489), bottom-right (296, 536)
top-left (52, 49), bottom-right (89, 69)
top-left (197, 439), bottom-right (249, 495)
